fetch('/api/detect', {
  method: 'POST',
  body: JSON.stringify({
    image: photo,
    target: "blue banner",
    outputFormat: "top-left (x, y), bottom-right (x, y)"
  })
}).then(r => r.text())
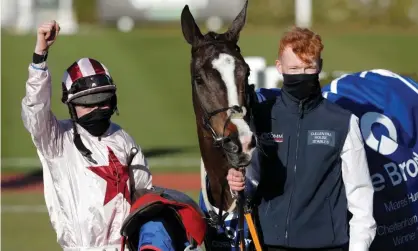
top-left (322, 69), bottom-right (418, 251)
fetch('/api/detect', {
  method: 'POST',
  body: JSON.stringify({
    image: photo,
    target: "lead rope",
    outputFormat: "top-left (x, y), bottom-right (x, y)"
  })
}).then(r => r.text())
top-left (236, 169), bottom-right (245, 251)
top-left (236, 172), bottom-right (262, 251)
top-left (217, 180), bottom-right (227, 228)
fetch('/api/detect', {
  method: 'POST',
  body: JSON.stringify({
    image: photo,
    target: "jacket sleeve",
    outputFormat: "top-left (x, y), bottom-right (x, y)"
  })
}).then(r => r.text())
top-left (124, 132), bottom-right (153, 192)
top-left (130, 147), bottom-right (153, 191)
top-left (341, 114), bottom-right (377, 251)
top-left (244, 149), bottom-right (261, 198)
top-left (21, 62), bottom-right (63, 157)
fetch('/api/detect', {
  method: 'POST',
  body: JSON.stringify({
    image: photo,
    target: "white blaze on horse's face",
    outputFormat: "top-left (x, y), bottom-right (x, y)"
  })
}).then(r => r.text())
top-left (212, 53), bottom-right (255, 155)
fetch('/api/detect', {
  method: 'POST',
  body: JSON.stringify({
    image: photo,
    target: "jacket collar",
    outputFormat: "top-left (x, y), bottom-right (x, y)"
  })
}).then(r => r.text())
top-left (279, 89), bottom-right (323, 115)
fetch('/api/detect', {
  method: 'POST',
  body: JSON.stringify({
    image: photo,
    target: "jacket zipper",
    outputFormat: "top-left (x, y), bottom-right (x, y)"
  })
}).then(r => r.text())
top-left (284, 101), bottom-right (304, 244)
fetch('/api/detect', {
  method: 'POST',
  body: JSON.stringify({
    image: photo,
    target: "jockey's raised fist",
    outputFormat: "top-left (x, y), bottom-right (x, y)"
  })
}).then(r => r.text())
top-left (35, 20), bottom-right (60, 55)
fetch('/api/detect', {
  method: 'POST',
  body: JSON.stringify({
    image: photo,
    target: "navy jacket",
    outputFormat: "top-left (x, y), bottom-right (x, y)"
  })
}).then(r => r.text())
top-left (250, 89), bottom-right (353, 249)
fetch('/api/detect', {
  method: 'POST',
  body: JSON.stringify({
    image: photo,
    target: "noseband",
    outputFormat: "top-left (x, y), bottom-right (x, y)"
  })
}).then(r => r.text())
top-left (199, 101), bottom-right (246, 149)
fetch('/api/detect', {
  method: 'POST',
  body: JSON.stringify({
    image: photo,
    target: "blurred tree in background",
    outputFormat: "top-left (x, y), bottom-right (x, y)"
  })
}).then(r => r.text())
top-left (73, 0), bottom-right (97, 23)
top-left (313, 0), bottom-right (418, 27)
top-left (72, 0), bottom-right (418, 28)
top-left (246, 0), bottom-right (294, 26)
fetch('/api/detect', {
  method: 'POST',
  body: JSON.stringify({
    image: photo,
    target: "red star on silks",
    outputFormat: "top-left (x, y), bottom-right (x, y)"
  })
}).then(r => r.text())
top-left (88, 146), bottom-right (131, 206)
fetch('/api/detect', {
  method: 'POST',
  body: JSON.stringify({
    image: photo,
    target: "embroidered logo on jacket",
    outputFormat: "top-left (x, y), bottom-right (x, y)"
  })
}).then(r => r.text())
top-left (259, 132), bottom-right (284, 144)
top-left (308, 130), bottom-right (335, 146)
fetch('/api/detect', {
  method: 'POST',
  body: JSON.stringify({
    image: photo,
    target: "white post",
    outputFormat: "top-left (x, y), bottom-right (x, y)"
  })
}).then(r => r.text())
top-left (244, 57), bottom-right (267, 89)
top-left (1, 0), bottom-right (17, 27)
top-left (295, 0), bottom-right (312, 28)
top-left (57, 0), bottom-right (78, 34)
top-left (265, 66), bottom-right (282, 89)
top-left (16, 0), bottom-right (33, 34)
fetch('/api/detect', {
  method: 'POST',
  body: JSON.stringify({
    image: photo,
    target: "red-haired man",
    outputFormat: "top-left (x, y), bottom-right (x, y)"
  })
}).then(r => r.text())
top-left (227, 27), bottom-right (377, 251)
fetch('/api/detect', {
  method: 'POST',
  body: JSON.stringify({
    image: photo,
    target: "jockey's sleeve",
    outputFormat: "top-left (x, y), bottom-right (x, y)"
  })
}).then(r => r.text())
top-left (21, 60), bottom-right (64, 158)
top-left (341, 114), bottom-right (377, 251)
top-left (124, 135), bottom-right (153, 193)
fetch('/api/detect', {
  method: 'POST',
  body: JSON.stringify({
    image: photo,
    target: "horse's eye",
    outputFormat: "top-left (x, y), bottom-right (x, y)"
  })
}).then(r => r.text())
top-left (194, 76), bottom-right (203, 85)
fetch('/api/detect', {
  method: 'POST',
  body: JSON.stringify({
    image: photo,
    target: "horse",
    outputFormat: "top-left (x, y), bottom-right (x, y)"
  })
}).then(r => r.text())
top-left (180, 0), bottom-right (258, 249)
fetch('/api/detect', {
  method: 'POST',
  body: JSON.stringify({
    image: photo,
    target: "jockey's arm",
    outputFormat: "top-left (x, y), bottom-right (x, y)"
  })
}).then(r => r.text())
top-left (21, 58), bottom-right (64, 158)
top-left (124, 134), bottom-right (153, 198)
top-left (22, 21), bottom-right (64, 158)
top-left (131, 151), bottom-right (152, 190)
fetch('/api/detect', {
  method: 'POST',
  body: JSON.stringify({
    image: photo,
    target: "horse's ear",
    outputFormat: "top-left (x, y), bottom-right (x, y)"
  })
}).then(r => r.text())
top-left (225, 0), bottom-right (248, 43)
top-left (181, 5), bottom-right (203, 45)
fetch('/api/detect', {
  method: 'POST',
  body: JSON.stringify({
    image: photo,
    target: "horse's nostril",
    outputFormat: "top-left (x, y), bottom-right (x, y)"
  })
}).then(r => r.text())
top-left (222, 139), bottom-right (240, 154)
top-left (230, 143), bottom-right (239, 153)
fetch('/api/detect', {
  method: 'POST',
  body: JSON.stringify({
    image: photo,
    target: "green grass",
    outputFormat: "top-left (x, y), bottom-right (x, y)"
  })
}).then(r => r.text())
top-left (1, 191), bottom-right (200, 251)
top-left (1, 193), bottom-right (61, 251)
top-left (2, 24), bottom-right (418, 251)
top-left (2, 26), bottom-right (418, 163)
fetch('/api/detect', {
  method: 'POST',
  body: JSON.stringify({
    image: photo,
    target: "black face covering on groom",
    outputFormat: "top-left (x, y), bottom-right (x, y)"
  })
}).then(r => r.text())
top-left (282, 73), bottom-right (321, 100)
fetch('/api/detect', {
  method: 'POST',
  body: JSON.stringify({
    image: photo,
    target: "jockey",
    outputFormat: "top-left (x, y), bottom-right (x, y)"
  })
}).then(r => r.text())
top-left (21, 20), bottom-right (152, 251)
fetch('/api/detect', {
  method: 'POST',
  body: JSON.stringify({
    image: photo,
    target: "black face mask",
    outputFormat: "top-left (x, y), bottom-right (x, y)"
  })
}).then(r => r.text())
top-left (282, 73), bottom-right (321, 100)
top-left (77, 108), bottom-right (114, 137)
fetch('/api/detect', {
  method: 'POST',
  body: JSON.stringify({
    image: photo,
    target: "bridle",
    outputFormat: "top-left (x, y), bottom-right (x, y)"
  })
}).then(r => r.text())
top-left (191, 38), bottom-right (257, 249)
top-left (192, 80), bottom-right (253, 158)
top-left (191, 40), bottom-right (252, 155)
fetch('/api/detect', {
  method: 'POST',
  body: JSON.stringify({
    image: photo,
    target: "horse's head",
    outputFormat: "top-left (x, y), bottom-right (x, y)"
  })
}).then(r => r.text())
top-left (181, 1), bottom-right (256, 168)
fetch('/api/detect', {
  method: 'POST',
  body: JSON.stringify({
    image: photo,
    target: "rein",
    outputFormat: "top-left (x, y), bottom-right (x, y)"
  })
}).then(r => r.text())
top-left (200, 159), bottom-right (236, 228)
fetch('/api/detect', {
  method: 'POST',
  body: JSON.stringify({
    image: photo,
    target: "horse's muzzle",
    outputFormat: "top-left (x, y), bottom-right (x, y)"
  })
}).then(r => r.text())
top-left (221, 133), bottom-right (256, 167)
top-left (225, 151), bottom-right (252, 168)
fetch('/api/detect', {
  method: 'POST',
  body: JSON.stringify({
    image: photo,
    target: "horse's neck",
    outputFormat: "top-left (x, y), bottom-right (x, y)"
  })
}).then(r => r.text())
top-left (193, 91), bottom-right (234, 210)
top-left (198, 128), bottom-right (234, 210)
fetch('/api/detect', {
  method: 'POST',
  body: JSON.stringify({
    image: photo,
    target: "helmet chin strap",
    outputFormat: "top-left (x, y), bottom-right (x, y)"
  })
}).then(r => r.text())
top-left (68, 103), bottom-right (98, 164)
